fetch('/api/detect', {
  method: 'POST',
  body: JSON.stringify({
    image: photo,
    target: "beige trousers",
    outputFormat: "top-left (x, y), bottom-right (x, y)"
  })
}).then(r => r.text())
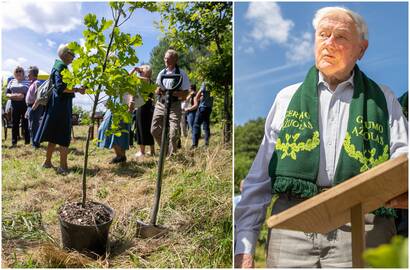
top-left (150, 101), bottom-right (181, 156)
top-left (266, 194), bottom-right (396, 268)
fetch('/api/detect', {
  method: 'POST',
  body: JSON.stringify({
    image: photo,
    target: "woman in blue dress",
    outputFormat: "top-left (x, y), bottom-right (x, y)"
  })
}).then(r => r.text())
top-left (97, 93), bottom-right (134, 164)
top-left (35, 44), bottom-right (85, 174)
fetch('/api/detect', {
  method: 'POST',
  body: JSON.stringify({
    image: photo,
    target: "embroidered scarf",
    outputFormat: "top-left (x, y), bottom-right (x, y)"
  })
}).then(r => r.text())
top-left (268, 65), bottom-right (394, 217)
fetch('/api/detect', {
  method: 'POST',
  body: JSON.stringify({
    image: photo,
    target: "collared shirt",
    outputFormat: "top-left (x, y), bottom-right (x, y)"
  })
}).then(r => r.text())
top-left (25, 79), bottom-right (41, 105)
top-left (234, 73), bottom-right (408, 256)
top-left (156, 67), bottom-right (191, 91)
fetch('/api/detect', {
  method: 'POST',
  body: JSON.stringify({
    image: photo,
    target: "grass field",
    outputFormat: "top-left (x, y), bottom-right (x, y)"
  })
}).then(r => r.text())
top-left (2, 124), bottom-right (232, 268)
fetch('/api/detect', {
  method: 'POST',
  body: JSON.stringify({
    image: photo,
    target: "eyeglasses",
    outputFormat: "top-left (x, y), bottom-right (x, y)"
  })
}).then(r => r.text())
top-left (15, 70), bottom-right (23, 73)
top-left (67, 52), bottom-right (75, 58)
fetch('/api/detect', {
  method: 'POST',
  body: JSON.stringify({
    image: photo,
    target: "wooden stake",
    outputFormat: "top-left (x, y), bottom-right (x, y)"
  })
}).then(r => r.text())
top-left (351, 203), bottom-right (365, 268)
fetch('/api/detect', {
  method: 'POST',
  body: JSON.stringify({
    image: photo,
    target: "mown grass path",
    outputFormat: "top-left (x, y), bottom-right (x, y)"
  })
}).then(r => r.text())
top-left (2, 125), bottom-right (232, 268)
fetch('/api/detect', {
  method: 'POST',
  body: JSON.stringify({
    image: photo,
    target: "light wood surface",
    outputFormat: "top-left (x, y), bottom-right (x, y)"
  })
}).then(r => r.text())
top-left (266, 155), bottom-right (408, 234)
top-left (351, 203), bottom-right (365, 268)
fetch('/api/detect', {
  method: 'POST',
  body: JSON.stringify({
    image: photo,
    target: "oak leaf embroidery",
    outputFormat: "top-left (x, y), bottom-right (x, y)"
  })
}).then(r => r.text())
top-left (276, 131), bottom-right (320, 160)
top-left (343, 132), bottom-right (389, 172)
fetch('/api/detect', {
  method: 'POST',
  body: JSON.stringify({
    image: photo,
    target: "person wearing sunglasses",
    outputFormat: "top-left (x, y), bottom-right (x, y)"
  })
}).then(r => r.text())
top-left (5, 66), bottom-right (30, 147)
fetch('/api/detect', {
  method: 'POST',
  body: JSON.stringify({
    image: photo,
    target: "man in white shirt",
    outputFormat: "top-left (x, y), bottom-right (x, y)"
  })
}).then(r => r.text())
top-left (235, 6), bottom-right (408, 268)
top-left (151, 49), bottom-right (190, 155)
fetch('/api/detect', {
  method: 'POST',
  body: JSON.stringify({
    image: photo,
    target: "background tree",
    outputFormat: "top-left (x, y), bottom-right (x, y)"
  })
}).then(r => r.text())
top-left (62, 2), bottom-right (157, 207)
top-left (149, 38), bottom-right (198, 79)
top-left (234, 117), bottom-right (265, 193)
top-left (158, 2), bottom-right (232, 143)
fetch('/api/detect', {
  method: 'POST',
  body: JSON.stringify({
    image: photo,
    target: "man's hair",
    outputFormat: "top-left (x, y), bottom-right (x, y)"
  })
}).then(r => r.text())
top-left (165, 49), bottom-right (178, 61)
top-left (57, 43), bottom-right (72, 59)
top-left (28, 66), bottom-right (39, 77)
top-left (312, 7), bottom-right (369, 40)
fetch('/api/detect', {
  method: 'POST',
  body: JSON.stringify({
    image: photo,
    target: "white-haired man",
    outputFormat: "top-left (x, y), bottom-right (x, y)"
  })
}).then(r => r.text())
top-left (151, 49), bottom-right (190, 155)
top-left (235, 7), bottom-right (408, 268)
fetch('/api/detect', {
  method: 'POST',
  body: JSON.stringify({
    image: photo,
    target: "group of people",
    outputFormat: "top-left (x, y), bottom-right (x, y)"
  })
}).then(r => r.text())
top-left (4, 46), bottom-right (213, 173)
top-left (5, 66), bottom-right (43, 147)
top-left (98, 49), bottom-right (214, 163)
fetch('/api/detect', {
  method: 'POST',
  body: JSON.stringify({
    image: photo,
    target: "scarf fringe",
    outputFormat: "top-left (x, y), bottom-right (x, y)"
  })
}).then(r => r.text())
top-left (372, 207), bottom-right (397, 218)
top-left (273, 177), bottom-right (396, 218)
top-left (273, 176), bottom-right (318, 198)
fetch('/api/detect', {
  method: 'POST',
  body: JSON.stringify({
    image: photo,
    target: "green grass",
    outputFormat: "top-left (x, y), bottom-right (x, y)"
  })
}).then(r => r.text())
top-left (2, 125), bottom-right (232, 268)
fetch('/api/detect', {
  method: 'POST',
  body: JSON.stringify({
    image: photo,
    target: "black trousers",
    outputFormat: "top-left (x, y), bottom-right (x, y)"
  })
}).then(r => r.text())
top-left (11, 101), bottom-right (30, 145)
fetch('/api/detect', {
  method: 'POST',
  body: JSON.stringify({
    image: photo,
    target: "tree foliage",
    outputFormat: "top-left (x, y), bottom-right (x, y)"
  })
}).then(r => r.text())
top-left (61, 2), bottom-right (157, 206)
top-left (157, 2), bottom-right (232, 142)
top-left (234, 118), bottom-right (265, 193)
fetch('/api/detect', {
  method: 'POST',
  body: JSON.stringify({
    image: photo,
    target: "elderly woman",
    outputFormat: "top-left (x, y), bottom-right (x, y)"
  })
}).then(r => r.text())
top-left (25, 66), bottom-right (44, 147)
top-left (130, 65), bottom-right (156, 157)
top-left (6, 66), bottom-right (30, 146)
top-left (34, 44), bottom-right (85, 174)
top-left (97, 91), bottom-right (134, 164)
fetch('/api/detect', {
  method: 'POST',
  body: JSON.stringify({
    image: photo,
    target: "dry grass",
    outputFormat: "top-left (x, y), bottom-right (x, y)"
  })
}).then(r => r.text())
top-left (2, 125), bottom-right (232, 268)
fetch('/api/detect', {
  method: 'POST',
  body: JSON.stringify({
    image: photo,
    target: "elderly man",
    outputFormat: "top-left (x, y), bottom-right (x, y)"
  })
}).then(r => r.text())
top-left (235, 7), bottom-right (408, 268)
top-left (151, 49), bottom-right (190, 155)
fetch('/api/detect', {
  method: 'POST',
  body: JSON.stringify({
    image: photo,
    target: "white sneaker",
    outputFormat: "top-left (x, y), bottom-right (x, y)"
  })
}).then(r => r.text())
top-left (135, 151), bottom-right (145, 158)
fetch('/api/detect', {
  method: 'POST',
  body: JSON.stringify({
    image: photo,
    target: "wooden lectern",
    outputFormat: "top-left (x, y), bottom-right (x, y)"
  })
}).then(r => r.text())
top-left (266, 155), bottom-right (408, 268)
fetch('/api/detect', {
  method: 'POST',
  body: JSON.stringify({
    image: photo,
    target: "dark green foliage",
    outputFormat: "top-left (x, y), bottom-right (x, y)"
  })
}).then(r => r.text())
top-left (157, 2), bottom-right (232, 142)
top-left (148, 38), bottom-right (198, 81)
top-left (234, 117), bottom-right (265, 193)
top-left (72, 105), bottom-right (92, 126)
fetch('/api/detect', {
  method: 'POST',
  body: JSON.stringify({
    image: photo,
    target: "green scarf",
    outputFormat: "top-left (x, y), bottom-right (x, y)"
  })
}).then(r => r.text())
top-left (398, 92), bottom-right (408, 120)
top-left (269, 65), bottom-right (395, 217)
top-left (53, 59), bottom-right (67, 72)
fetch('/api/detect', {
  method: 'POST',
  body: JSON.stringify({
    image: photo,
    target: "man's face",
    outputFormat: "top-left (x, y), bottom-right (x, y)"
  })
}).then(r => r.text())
top-left (314, 12), bottom-right (368, 79)
top-left (164, 52), bottom-right (177, 68)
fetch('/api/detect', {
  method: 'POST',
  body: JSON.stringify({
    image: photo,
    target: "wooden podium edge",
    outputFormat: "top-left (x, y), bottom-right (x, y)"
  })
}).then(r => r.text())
top-left (267, 154), bottom-right (408, 229)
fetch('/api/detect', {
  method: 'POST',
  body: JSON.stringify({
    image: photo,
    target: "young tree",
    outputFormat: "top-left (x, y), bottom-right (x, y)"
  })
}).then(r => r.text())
top-left (62, 2), bottom-right (157, 207)
top-left (158, 2), bottom-right (233, 143)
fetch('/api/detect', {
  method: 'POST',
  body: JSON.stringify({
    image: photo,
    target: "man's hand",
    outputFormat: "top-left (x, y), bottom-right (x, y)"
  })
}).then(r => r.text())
top-left (385, 192), bottom-right (408, 209)
top-left (155, 87), bottom-right (164, 96)
top-left (77, 86), bottom-right (86, 95)
top-left (234, 254), bottom-right (254, 268)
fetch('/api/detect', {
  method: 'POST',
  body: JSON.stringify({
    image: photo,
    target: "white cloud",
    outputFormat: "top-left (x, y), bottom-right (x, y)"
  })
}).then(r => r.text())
top-left (3, 57), bottom-right (28, 71)
top-left (1, 2), bottom-right (82, 34)
top-left (243, 2), bottom-right (314, 67)
top-left (245, 2), bottom-right (294, 45)
top-left (286, 32), bottom-right (314, 63)
top-left (46, 38), bottom-right (56, 48)
top-left (236, 62), bottom-right (299, 82)
top-left (243, 47), bottom-right (255, 54)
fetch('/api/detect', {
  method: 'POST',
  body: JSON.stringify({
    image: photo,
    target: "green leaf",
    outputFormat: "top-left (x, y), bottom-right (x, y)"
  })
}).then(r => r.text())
top-left (84, 13), bottom-right (98, 30)
top-left (363, 236), bottom-right (408, 268)
top-left (100, 17), bottom-right (113, 31)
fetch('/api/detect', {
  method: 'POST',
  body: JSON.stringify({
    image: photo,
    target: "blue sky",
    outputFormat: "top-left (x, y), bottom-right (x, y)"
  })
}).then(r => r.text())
top-left (1, 1), bottom-right (162, 110)
top-left (234, 2), bottom-right (408, 125)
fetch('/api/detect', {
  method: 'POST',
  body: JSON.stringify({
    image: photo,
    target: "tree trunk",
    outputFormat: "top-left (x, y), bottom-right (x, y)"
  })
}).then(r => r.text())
top-left (223, 83), bottom-right (231, 144)
top-left (81, 8), bottom-right (122, 207)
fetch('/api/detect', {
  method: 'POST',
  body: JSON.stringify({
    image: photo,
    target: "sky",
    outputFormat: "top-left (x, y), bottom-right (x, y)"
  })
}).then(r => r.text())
top-left (1, 1), bottom-right (162, 111)
top-left (234, 2), bottom-right (408, 125)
